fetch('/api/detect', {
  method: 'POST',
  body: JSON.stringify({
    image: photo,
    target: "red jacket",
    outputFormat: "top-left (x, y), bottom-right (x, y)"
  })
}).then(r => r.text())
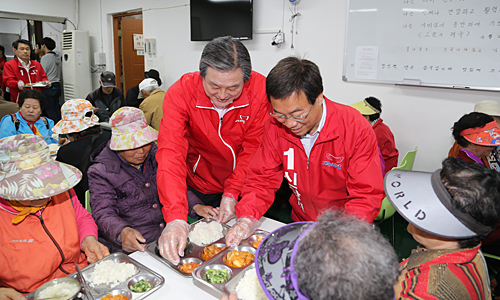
top-left (3, 58), bottom-right (48, 103)
top-left (156, 71), bottom-right (270, 222)
top-left (372, 119), bottom-right (399, 173)
top-left (236, 98), bottom-right (385, 223)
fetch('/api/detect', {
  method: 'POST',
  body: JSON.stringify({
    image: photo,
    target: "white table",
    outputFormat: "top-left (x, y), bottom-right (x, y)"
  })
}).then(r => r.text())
top-left (129, 217), bottom-right (284, 299)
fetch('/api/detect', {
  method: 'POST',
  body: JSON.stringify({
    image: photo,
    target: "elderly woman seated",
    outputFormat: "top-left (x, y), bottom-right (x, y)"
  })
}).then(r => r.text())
top-left (53, 99), bottom-right (111, 205)
top-left (386, 157), bottom-right (499, 299)
top-left (0, 134), bottom-right (109, 298)
top-left (0, 89), bottom-right (58, 144)
top-left (451, 112), bottom-right (500, 165)
top-left (88, 107), bottom-right (164, 253)
top-left (222, 210), bottom-right (400, 300)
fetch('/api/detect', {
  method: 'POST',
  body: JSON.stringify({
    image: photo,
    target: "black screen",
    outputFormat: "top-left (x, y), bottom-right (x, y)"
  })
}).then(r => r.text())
top-left (190, 0), bottom-right (253, 41)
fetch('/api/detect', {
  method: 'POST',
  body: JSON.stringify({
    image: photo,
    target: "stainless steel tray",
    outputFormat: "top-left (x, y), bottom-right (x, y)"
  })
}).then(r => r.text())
top-left (145, 218), bottom-right (230, 278)
top-left (188, 219), bottom-right (269, 298)
top-left (192, 245), bottom-right (265, 298)
top-left (145, 218), bottom-right (268, 284)
top-left (27, 252), bottom-right (165, 300)
top-left (81, 252), bottom-right (165, 299)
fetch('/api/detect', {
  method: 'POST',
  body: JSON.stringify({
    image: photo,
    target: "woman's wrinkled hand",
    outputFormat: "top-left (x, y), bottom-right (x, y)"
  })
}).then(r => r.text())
top-left (81, 235), bottom-right (110, 264)
top-left (119, 227), bottom-right (147, 252)
top-left (193, 204), bottom-right (219, 219)
top-left (0, 288), bottom-right (26, 300)
top-left (220, 291), bottom-right (238, 300)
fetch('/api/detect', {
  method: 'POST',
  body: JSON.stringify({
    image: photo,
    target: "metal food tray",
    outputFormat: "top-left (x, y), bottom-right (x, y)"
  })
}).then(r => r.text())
top-left (191, 244), bottom-right (265, 298)
top-left (27, 252), bottom-right (165, 300)
top-left (145, 218), bottom-right (268, 281)
top-left (145, 218), bottom-right (230, 278)
top-left (24, 82), bottom-right (48, 88)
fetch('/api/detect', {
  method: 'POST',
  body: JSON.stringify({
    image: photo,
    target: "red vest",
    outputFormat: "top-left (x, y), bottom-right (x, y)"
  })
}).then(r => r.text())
top-left (0, 192), bottom-right (88, 294)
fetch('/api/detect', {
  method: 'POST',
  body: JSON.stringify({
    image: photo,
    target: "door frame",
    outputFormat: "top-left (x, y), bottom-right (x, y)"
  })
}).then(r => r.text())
top-left (112, 11), bottom-right (142, 91)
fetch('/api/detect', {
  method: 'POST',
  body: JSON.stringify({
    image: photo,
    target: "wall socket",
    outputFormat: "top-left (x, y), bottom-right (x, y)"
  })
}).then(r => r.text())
top-left (94, 52), bottom-right (106, 66)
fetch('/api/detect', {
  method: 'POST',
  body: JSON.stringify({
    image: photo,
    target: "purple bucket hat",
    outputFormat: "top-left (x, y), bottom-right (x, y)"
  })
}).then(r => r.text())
top-left (255, 222), bottom-right (314, 300)
top-left (0, 134), bottom-right (82, 201)
top-left (109, 107), bottom-right (158, 151)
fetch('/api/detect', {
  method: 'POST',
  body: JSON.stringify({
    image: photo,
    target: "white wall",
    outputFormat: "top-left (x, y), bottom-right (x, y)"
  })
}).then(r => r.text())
top-left (4, 0), bottom-right (499, 172)
top-left (0, 19), bottom-right (28, 37)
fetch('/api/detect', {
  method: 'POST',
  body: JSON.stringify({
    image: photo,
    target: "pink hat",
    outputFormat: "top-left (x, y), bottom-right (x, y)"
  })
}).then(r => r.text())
top-left (52, 99), bottom-right (99, 134)
top-left (0, 134), bottom-right (82, 200)
top-left (109, 107), bottom-right (158, 151)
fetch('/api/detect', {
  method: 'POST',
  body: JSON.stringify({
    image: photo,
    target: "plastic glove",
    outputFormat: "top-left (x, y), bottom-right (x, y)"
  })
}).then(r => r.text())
top-left (0, 287), bottom-right (26, 300)
top-left (225, 217), bottom-right (260, 247)
top-left (17, 80), bottom-right (25, 90)
top-left (119, 227), bottom-right (147, 253)
top-left (217, 196), bottom-right (237, 223)
top-left (158, 219), bottom-right (189, 265)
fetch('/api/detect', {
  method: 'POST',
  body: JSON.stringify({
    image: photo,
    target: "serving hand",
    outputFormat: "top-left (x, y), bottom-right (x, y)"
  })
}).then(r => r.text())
top-left (158, 219), bottom-right (189, 265)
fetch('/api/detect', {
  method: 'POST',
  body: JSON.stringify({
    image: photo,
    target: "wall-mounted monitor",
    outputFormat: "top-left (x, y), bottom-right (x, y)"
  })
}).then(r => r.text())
top-left (190, 0), bottom-right (253, 41)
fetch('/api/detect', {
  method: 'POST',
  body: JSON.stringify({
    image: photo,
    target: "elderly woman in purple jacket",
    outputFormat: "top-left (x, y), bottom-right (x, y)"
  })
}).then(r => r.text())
top-left (88, 107), bottom-right (163, 253)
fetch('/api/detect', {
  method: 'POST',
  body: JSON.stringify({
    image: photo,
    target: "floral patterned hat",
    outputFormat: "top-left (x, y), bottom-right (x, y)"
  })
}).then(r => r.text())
top-left (109, 107), bottom-right (158, 151)
top-left (52, 99), bottom-right (100, 134)
top-left (0, 134), bottom-right (82, 201)
top-left (460, 121), bottom-right (500, 146)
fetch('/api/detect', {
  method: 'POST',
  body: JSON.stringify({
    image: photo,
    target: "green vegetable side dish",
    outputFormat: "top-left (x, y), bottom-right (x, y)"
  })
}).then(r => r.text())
top-left (130, 279), bottom-right (153, 293)
top-left (203, 269), bottom-right (230, 284)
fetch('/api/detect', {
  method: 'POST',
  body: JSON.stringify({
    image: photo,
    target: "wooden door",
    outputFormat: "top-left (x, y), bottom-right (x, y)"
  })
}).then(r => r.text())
top-left (113, 13), bottom-right (144, 92)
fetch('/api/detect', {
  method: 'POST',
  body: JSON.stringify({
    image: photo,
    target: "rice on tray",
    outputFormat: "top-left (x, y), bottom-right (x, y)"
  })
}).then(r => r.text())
top-left (87, 260), bottom-right (137, 287)
top-left (235, 268), bottom-right (267, 300)
top-left (188, 221), bottom-right (224, 246)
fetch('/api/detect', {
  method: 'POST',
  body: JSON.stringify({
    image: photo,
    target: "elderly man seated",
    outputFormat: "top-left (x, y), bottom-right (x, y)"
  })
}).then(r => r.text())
top-left (385, 157), bottom-right (498, 299)
top-left (138, 78), bottom-right (165, 131)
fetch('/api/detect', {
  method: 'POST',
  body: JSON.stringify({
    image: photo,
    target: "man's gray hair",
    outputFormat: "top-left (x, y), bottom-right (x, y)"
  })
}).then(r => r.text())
top-left (199, 36), bottom-right (252, 82)
top-left (294, 210), bottom-right (400, 300)
top-left (141, 84), bottom-right (158, 95)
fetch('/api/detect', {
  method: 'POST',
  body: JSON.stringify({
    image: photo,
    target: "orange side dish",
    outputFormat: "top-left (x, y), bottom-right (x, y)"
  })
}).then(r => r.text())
top-left (224, 250), bottom-right (254, 268)
top-left (201, 244), bottom-right (226, 260)
top-left (251, 236), bottom-right (264, 248)
top-left (180, 261), bottom-right (200, 273)
top-left (101, 294), bottom-right (129, 300)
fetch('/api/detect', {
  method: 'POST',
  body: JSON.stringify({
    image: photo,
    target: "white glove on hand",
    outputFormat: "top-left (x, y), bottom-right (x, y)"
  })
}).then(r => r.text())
top-left (217, 196), bottom-right (237, 223)
top-left (225, 217), bottom-right (260, 247)
top-left (17, 80), bottom-right (25, 90)
top-left (158, 219), bottom-right (189, 265)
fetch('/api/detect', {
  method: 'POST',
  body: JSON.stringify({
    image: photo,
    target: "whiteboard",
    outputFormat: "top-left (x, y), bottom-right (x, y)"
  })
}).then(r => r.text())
top-left (343, 0), bottom-right (500, 91)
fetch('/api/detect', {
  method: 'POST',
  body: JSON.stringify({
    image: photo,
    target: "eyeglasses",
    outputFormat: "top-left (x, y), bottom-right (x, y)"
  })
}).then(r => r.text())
top-left (270, 104), bottom-right (313, 123)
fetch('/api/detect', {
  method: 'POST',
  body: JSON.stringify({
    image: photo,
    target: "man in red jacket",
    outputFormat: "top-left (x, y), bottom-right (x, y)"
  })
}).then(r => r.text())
top-left (156, 36), bottom-right (270, 264)
top-left (3, 39), bottom-right (49, 103)
top-left (226, 57), bottom-right (385, 246)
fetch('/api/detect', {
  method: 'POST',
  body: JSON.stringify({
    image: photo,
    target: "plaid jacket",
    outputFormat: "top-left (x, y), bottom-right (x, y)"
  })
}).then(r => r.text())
top-left (394, 245), bottom-right (491, 300)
